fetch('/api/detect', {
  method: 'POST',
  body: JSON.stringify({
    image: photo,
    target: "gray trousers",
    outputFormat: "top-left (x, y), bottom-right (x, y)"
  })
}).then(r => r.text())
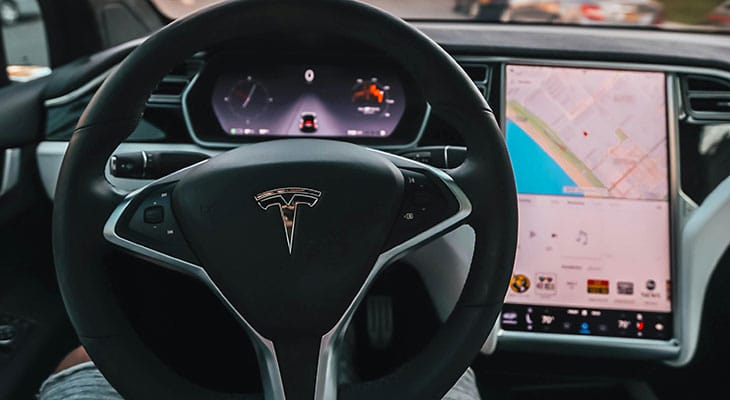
top-left (38, 361), bottom-right (481, 400)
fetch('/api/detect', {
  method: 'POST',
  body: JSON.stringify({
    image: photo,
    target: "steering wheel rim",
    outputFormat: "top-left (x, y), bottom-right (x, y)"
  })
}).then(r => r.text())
top-left (52, 1), bottom-right (518, 399)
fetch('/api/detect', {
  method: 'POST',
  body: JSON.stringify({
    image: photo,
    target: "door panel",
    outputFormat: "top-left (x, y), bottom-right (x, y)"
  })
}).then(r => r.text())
top-left (0, 13), bottom-right (81, 398)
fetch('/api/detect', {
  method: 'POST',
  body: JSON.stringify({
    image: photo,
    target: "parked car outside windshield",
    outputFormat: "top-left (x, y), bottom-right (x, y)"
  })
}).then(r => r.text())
top-left (451, 0), bottom-right (663, 25)
top-left (151, 0), bottom-right (729, 32)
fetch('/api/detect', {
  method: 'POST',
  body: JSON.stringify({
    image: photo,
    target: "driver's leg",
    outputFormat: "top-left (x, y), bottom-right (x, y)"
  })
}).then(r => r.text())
top-left (39, 347), bottom-right (481, 400)
top-left (37, 346), bottom-right (122, 400)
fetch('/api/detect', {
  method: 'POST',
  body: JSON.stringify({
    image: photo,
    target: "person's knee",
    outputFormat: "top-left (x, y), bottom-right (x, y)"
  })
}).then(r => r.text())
top-left (54, 346), bottom-right (91, 373)
top-left (39, 345), bottom-right (123, 400)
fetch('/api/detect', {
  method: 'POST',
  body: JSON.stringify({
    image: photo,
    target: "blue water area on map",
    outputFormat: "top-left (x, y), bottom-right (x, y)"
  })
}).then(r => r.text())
top-left (505, 119), bottom-right (583, 197)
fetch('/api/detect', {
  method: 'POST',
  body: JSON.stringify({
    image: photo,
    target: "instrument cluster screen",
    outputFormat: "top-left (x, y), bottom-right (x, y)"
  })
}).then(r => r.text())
top-left (502, 65), bottom-right (672, 340)
top-left (211, 65), bottom-right (407, 138)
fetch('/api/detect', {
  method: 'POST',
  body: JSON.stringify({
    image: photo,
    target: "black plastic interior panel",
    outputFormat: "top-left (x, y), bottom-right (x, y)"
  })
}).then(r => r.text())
top-left (417, 23), bottom-right (730, 70)
top-left (46, 100), bottom-right (187, 142)
top-left (89, 0), bottom-right (163, 48)
top-left (0, 145), bottom-right (45, 227)
top-left (108, 253), bottom-right (262, 393)
top-left (679, 121), bottom-right (730, 204)
top-left (42, 38), bottom-right (142, 100)
top-left (0, 205), bottom-right (76, 400)
top-left (45, 93), bottom-right (93, 141)
top-left (0, 78), bottom-right (49, 147)
top-left (0, 28), bottom-right (8, 87)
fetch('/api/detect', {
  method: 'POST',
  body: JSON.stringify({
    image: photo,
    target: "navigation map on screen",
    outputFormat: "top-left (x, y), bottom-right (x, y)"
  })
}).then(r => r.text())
top-left (506, 65), bottom-right (668, 200)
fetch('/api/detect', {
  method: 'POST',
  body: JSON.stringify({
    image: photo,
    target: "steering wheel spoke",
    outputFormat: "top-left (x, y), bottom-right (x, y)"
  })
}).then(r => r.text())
top-left (104, 160), bottom-right (294, 400)
top-left (103, 164), bottom-right (204, 275)
top-left (377, 151), bottom-right (472, 259)
top-left (265, 335), bottom-right (336, 400)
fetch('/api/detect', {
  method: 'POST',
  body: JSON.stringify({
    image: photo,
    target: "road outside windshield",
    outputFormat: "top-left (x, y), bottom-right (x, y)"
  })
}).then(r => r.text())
top-left (152, 0), bottom-right (730, 32)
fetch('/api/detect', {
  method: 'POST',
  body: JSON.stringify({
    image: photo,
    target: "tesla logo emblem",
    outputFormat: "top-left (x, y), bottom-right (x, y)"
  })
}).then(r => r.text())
top-left (255, 187), bottom-right (321, 254)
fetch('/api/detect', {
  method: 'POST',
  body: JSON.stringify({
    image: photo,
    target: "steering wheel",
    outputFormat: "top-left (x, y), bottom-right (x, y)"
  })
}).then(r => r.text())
top-left (52, 1), bottom-right (517, 399)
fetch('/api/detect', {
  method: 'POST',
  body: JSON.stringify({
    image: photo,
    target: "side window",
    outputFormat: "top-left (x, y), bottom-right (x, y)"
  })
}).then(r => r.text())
top-left (1, 0), bottom-right (50, 82)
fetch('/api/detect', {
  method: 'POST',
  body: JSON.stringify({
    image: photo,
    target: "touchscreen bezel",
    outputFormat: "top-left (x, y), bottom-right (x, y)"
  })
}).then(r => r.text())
top-left (492, 59), bottom-right (681, 357)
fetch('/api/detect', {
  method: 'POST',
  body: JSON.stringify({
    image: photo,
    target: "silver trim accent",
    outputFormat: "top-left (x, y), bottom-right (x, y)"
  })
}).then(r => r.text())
top-left (0, 148), bottom-right (21, 197)
top-left (672, 174), bottom-right (730, 366)
top-left (679, 191), bottom-right (698, 214)
top-left (669, 71), bottom-right (730, 366)
top-left (313, 150), bottom-right (472, 399)
top-left (667, 72), bottom-right (683, 355)
top-left (180, 69), bottom-right (431, 150)
top-left (461, 55), bottom-right (705, 361)
top-left (140, 150), bottom-right (149, 173)
top-left (497, 331), bottom-right (680, 359)
top-left (102, 164), bottom-right (287, 400)
top-left (443, 145), bottom-right (450, 168)
top-left (44, 66), bottom-right (117, 107)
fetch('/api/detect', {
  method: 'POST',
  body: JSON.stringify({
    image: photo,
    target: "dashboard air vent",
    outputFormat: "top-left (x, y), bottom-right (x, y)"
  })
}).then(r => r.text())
top-left (462, 65), bottom-right (488, 83)
top-left (682, 74), bottom-right (730, 120)
top-left (147, 58), bottom-right (205, 106)
top-left (153, 79), bottom-right (188, 97)
top-left (686, 76), bottom-right (730, 92)
top-left (458, 62), bottom-right (491, 98)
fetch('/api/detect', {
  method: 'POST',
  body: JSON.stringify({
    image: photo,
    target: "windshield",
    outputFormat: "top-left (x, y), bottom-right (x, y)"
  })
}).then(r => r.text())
top-left (151, 0), bottom-right (730, 32)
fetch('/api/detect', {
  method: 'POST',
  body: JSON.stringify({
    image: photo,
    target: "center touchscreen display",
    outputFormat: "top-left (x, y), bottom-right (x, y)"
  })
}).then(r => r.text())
top-left (501, 65), bottom-right (672, 340)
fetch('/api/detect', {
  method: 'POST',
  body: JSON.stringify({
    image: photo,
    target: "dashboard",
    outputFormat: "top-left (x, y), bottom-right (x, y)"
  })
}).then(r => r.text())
top-left (35, 23), bottom-right (730, 370)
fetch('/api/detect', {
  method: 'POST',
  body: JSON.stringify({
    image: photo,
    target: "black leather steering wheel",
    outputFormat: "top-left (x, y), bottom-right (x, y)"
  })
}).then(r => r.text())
top-left (52, 1), bottom-right (518, 399)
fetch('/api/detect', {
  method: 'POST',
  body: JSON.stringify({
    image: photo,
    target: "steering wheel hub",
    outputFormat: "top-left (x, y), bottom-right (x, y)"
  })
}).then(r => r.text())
top-left (172, 139), bottom-right (404, 338)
